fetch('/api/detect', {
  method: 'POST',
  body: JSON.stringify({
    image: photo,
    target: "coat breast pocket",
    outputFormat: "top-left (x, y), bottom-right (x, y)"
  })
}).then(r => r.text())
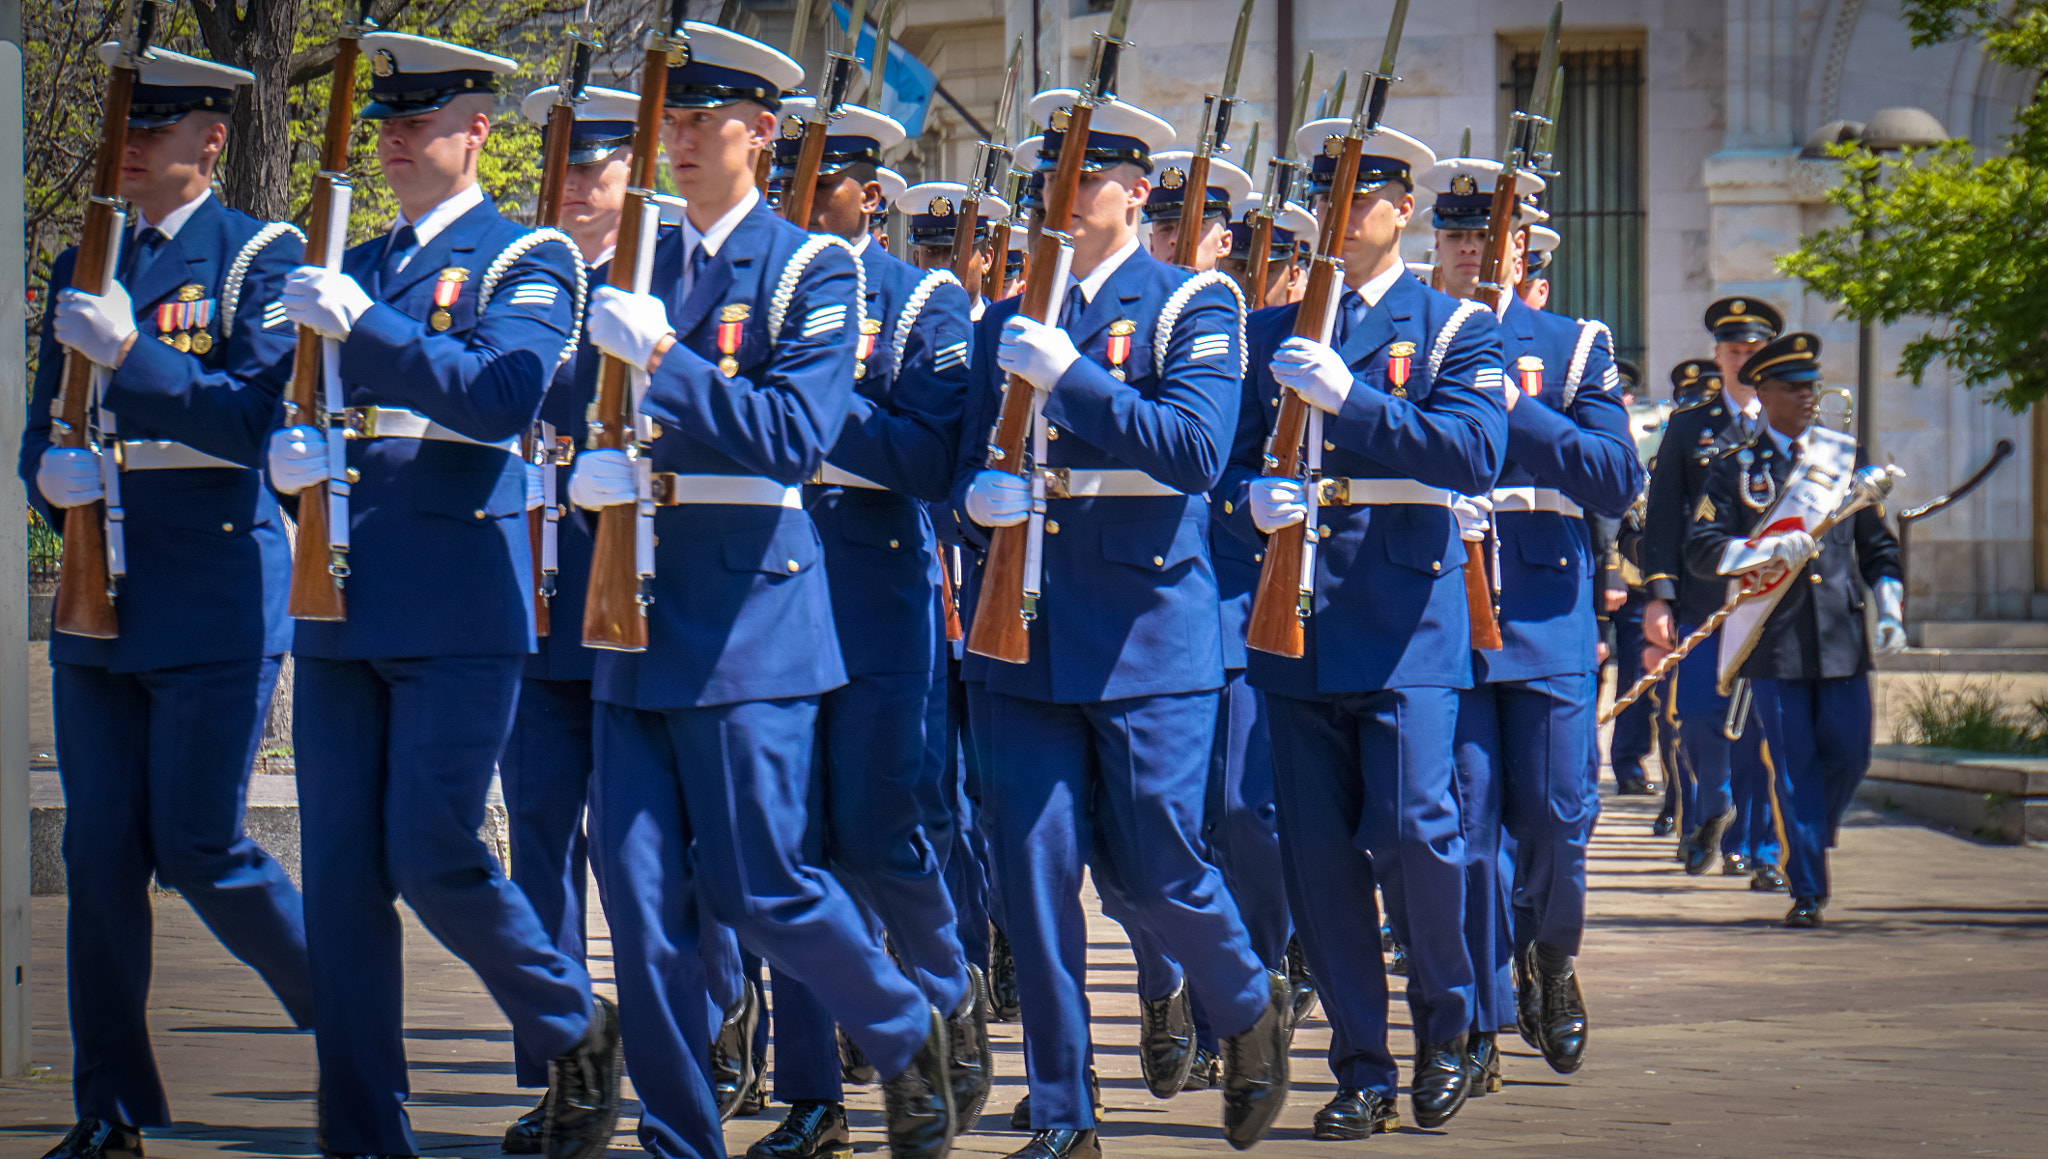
top-left (1379, 504), bottom-right (1459, 576)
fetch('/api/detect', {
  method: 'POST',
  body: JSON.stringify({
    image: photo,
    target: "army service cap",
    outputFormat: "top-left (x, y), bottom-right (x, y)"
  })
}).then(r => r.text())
top-left (1706, 296), bottom-right (1784, 343)
top-left (1740, 332), bottom-right (1824, 387)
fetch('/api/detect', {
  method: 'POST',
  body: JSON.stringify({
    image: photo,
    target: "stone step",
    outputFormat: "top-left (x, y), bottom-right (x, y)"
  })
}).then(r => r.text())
top-left (1862, 744), bottom-right (2048, 843)
top-left (1918, 621), bottom-right (2048, 649)
top-left (28, 770), bottom-right (508, 897)
top-left (1877, 647), bottom-right (2048, 673)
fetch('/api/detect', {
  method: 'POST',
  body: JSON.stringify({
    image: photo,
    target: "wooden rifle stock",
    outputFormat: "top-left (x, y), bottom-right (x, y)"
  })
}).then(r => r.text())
top-left (1458, 166), bottom-right (1522, 650)
top-left (50, 64), bottom-right (136, 640)
top-left (1170, 152), bottom-right (1212, 270)
top-left (523, 99), bottom-right (579, 638)
top-left (951, 195), bottom-right (982, 299)
top-left (1245, 212), bottom-right (1274, 309)
top-left (1244, 130), bottom-right (1361, 658)
top-left (284, 27), bottom-right (363, 622)
top-left (965, 101), bottom-right (1093, 664)
top-left (987, 219), bottom-right (1012, 297)
top-left (581, 35), bottom-right (674, 652)
top-left (781, 121), bottom-right (829, 226)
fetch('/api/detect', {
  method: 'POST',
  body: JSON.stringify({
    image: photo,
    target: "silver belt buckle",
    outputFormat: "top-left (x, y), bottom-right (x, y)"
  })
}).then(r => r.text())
top-left (1040, 466), bottom-right (1073, 499)
top-left (342, 406), bottom-right (381, 439)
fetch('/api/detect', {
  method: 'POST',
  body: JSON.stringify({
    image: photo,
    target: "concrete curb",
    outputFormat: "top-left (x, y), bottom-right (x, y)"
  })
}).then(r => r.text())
top-left (29, 770), bottom-right (512, 897)
top-left (1859, 743), bottom-right (2048, 844)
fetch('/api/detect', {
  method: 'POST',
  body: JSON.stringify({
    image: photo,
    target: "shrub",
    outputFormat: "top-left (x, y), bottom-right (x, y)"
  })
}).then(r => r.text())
top-left (1894, 678), bottom-right (2048, 756)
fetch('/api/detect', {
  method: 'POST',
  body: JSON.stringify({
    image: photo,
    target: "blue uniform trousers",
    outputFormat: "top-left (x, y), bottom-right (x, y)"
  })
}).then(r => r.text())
top-left (1610, 608), bottom-right (1656, 786)
top-left (1489, 673), bottom-right (1602, 956)
top-left (53, 657), bottom-right (312, 1130)
top-left (984, 689), bottom-right (1266, 1129)
top-left (1450, 686), bottom-right (1514, 1034)
top-left (501, 676), bottom-right (596, 1087)
top-left (1267, 688), bottom-right (1474, 1054)
top-left (1675, 631), bottom-right (1778, 863)
top-left (592, 696), bottom-right (931, 1158)
top-left (1750, 677), bottom-right (1871, 901)
top-left (962, 678), bottom-right (1005, 943)
top-left (295, 655), bottom-right (593, 1157)
top-left (936, 656), bottom-right (991, 970)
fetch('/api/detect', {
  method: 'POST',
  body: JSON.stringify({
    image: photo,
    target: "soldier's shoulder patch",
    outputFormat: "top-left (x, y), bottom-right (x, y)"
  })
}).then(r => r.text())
top-left (1695, 494), bottom-right (1716, 522)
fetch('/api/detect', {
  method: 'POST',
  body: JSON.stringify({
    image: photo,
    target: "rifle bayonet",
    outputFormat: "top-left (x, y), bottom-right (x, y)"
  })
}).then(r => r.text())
top-left (1360, 0), bottom-right (1408, 134)
top-left (868, 0), bottom-right (899, 105)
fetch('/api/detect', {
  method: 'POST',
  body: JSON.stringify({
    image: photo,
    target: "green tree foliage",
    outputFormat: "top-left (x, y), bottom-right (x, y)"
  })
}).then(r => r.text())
top-left (1778, 1), bottom-right (2048, 411)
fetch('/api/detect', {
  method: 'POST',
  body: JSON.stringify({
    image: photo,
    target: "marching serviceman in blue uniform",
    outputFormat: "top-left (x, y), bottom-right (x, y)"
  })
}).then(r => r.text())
top-left (20, 47), bottom-right (313, 1159)
top-left (952, 89), bottom-right (1292, 1159)
top-left (263, 34), bottom-right (619, 1159)
top-left (560, 25), bottom-right (958, 1159)
top-left (1222, 119), bottom-right (1508, 1137)
top-left (1641, 300), bottom-right (1788, 887)
top-left (1684, 334), bottom-right (1903, 929)
top-left (742, 103), bottom-right (989, 1159)
top-left (902, 181), bottom-right (1009, 321)
top-left (1428, 157), bottom-right (1643, 1081)
top-left (490, 81), bottom-right (648, 1154)
top-left (1142, 151), bottom-right (1252, 269)
top-left (1219, 195), bottom-right (1315, 306)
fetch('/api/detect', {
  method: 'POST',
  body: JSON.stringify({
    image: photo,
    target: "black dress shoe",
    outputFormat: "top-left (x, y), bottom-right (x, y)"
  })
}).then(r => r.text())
top-left (503, 1096), bottom-right (547, 1153)
top-left (1138, 979), bottom-right (1196, 1098)
top-left (1010, 1070), bottom-right (1102, 1129)
top-left (1004, 1129), bottom-right (1100, 1159)
top-left (1409, 1035), bottom-right (1470, 1129)
top-left (736, 1054), bottom-right (769, 1117)
top-left (880, 1007), bottom-right (956, 1159)
top-left (1311, 1088), bottom-right (1400, 1140)
top-left (1386, 940), bottom-right (1409, 977)
top-left (1750, 865), bottom-right (1787, 892)
top-left (1615, 775), bottom-right (1651, 797)
top-left (542, 995), bottom-right (623, 1159)
top-left (746, 1100), bottom-right (851, 1159)
top-left (1181, 1045), bottom-right (1220, 1092)
top-left (1651, 808), bottom-right (1676, 837)
top-left (1531, 949), bottom-right (1588, 1075)
top-left (1220, 969), bottom-right (1292, 1150)
top-left (42, 1119), bottom-right (143, 1159)
top-left (1683, 809), bottom-right (1736, 876)
top-left (1462, 1030), bottom-right (1501, 1095)
top-left (1784, 896), bottom-right (1824, 928)
top-left (989, 926), bottom-right (1022, 1021)
top-left (838, 1027), bottom-right (878, 1086)
top-left (1285, 936), bottom-right (1319, 1027)
top-left (1512, 943), bottom-right (1541, 1050)
top-left (947, 964), bottom-right (995, 1131)
top-left (1721, 852), bottom-right (1752, 876)
top-left (715, 981), bottom-right (763, 1121)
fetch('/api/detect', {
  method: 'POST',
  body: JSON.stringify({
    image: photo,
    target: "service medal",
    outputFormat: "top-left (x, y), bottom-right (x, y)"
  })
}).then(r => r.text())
top-left (1106, 319), bottom-right (1136, 381)
top-left (157, 302), bottom-right (178, 344)
top-left (854, 318), bottom-right (880, 379)
top-left (432, 268), bottom-right (467, 332)
top-left (718, 303), bottom-right (749, 377)
top-left (1387, 340), bottom-right (1416, 398)
top-left (1516, 355), bottom-right (1545, 397)
top-left (189, 299), bottom-right (214, 354)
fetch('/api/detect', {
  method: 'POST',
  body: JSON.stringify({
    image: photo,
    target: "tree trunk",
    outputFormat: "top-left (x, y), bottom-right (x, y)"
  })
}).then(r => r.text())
top-left (195, 0), bottom-right (308, 221)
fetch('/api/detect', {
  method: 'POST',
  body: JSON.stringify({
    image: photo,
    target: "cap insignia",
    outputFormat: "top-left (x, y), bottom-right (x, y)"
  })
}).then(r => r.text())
top-left (1450, 174), bottom-right (1478, 197)
top-left (1794, 336), bottom-right (1808, 351)
top-left (1731, 299), bottom-right (1746, 314)
top-left (929, 196), bottom-right (954, 218)
top-left (1161, 167), bottom-right (1184, 190)
top-left (372, 48), bottom-right (397, 78)
top-left (782, 118), bottom-right (804, 140)
top-left (1050, 106), bottom-right (1073, 132)
top-left (1323, 135), bottom-right (1344, 159)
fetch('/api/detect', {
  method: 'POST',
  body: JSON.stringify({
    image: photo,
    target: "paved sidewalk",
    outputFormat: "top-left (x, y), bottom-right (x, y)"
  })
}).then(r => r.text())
top-left (1, 789), bottom-right (2044, 1158)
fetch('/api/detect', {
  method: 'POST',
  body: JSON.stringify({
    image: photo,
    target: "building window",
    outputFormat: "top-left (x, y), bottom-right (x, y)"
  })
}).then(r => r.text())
top-left (1506, 46), bottom-right (1646, 366)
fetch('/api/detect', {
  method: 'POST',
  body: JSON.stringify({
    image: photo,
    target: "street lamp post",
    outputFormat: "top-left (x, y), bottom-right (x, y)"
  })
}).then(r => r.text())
top-left (1847, 107), bottom-right (1953, 458)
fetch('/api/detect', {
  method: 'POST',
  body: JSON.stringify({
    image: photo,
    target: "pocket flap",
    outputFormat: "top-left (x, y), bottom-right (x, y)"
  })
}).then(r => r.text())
top-left (724, 520), bottom-right (822, 575)
top-left (413, 467), bottom-right (524, 522)
top-left (1101, 513), bottom-right (1206, 572)
top-left (1379, 505), bottom-right (1460, 576)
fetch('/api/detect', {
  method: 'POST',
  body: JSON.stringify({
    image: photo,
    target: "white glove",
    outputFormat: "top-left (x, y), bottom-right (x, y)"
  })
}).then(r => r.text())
top-left (282, 266), bottom-right (373, 339)
top-left (267, 425), bottom-right (329, 496)
top-left (568, 447), bottom-right (636, 510)
top-left (35, 447), bottom-right (104, 508)
top-left (54, 282), bottom-right (138, 367)
top-left (996, 315), bottom-right (1082, 392)
top-left (1450, 493), bottom-right (1493, 543)
top-left (586, 285), bottom-right (676, 371)
top-left (1874, 575), bottom-right (1906, 655)
top-left (1271, 337), bottom-right (1354, 415)
top-left (1763, 530), bottom-right (1818, 571)
top-left (1249, 477), bottom-right (1307, 534)
top-left (964, 470), bottom-right (1030, 528)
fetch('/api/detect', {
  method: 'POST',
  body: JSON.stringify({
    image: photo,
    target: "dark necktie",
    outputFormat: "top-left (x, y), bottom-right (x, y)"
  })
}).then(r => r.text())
top-left (380, 224), bottom-right (418, 290)
top-left (686, 242), bottom-right (711, 296)
top-left (1058, 283), bottom-right (1085, 329)
top-left (123, 227), bottom-right (165, 284)
top-left (1334, 289), bottom-right (1365, 345)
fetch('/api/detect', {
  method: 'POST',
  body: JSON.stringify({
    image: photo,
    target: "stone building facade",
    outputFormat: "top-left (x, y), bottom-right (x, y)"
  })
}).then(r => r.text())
top-left (839, 0), bottom-right (2036, 622)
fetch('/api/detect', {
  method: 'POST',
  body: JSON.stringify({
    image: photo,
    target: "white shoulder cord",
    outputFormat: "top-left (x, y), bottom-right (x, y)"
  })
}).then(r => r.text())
top-left (478, 227), bottom-right (586, 365)
top-left (1562, 318), bottom-right (1612, 409)
top-left (893, 268), bottom-right (962, 379)
top-left (220, 222), bottom-right (306, 340)
top-left (1153, 270), bottom-right (1248, 379)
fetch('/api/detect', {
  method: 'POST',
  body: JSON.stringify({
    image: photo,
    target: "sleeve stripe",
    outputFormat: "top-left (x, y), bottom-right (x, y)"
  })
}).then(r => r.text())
top-left (1475, 368), bottom-right (1508, 389)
